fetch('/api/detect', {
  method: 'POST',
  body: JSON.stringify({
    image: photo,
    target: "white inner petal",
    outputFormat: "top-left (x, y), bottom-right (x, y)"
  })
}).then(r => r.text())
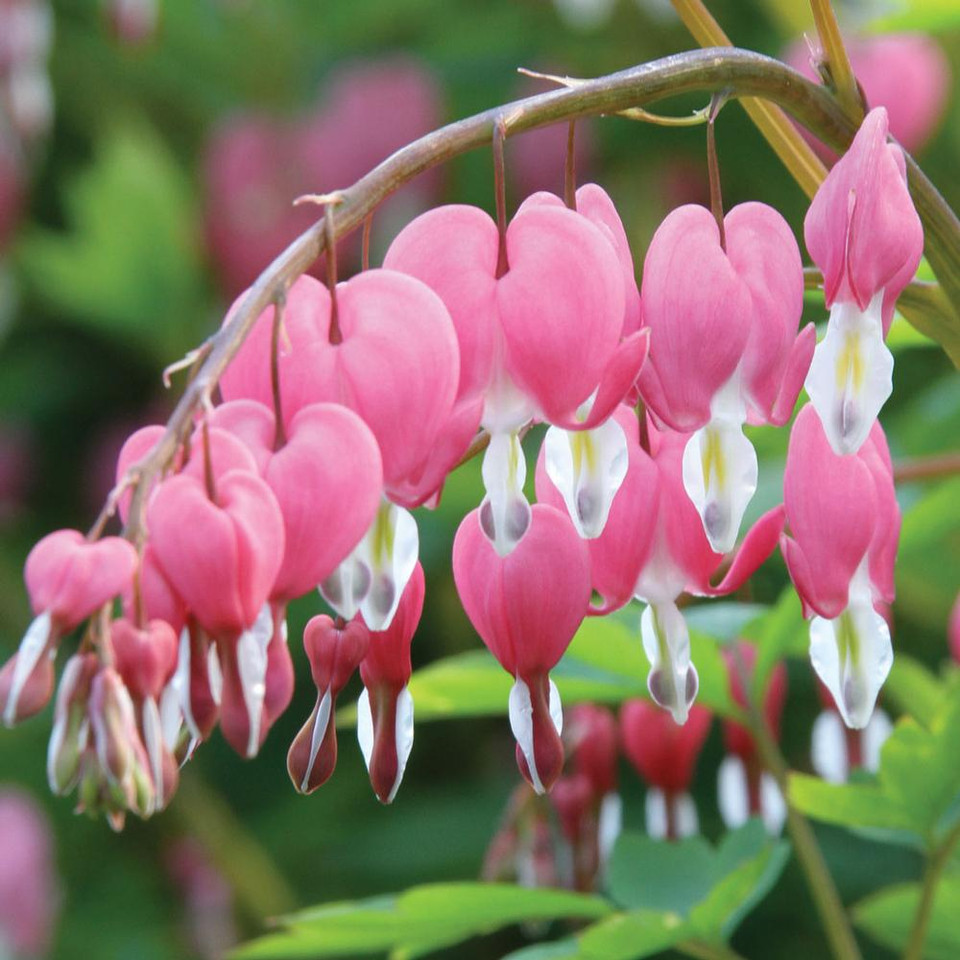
top-left (682, 418), bottom-right (757, 555)
top-left (172, 627), bottom-right (199, 742)
top-left (356, 688), bottom-right (374, 772)
top-left (640, 601), bottom-right (699, 725)
top-left (674, 792), bottom-right (699, 838)
top-left (544, 417), bottom-right (628, 539)
top-left (141, 696), bottom-right (164, 813)
top-left (508, 677), bottom-right (544, 795)
top-left (597, 792), bottom-right (623, 869)
top-left (717, 754), bottom-right (749, 831)
top-left (805, 292), bottom-right (893, 456)
top-left (808, 574), bottom-right (892, 730)
top-left (481, 360), bottom-right (533, 435)
top-left (645, 787), bottom-right (668, 840)
top-left (811, 710), bottom-right (848, 784)
top-left (863, 708), bottom-right (893, 773)
top-left (480, 431), bottom-right (531, 557)
top-left (356, 499), bottom-right (419, 632)
top-left (319, 549), bottom-right (372, 622)
top-left (301, 687), bottom-right (333, 793)
top-left (759, 773), bottom-right (787, 836)
top-left (158, 681), bottom-right (182, 753)
top-left (236, 603), bottom-right (273, 758)
top-left (207, 644), bottom-right (223, 707)
top-left (388, 686), bottom-right (415, 803)
top-left (4, 610), bottom-right (52, 728)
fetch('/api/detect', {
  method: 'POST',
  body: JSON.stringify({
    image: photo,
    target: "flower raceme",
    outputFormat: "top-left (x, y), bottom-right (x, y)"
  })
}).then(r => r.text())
top-left (781, 404), bottom-right (901, 729)
top-left (638, 202), bottom-right (811, 554)
top-left (803, 107), bottom-right (924, 456)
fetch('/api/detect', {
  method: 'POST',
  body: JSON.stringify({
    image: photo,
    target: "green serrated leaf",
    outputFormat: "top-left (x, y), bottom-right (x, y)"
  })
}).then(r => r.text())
top-left (576, 910), bottom-right (688, 960)
top-left (231, 884), bottom-right (612, 960)
top-left (854, 876), bottom-right (960, 960)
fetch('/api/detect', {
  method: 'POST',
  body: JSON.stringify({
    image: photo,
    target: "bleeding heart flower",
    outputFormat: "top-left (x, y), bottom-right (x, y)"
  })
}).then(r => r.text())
top-left (717, 642), bottom-right (787, 836)
top-left (538, 406), bottom-right (784, 725)
top-left (786, 33), bottom-right (950, 157)
top-left (781, 404), bottom-right (900, 729)
top-left (288, 614), bottom-right (370, 795)
top-left (357, 563), bottom-right (424, 803)
top-left (620, 698), bottom-right (712, 840)
top-left (3, 530), bottom-right (139, 728)
top-left (453, 505), bottom-right (591, 794)
top-left (639, 202), bottom-right (810, 552)
top-left (803, 107), bottom-right (924, 455)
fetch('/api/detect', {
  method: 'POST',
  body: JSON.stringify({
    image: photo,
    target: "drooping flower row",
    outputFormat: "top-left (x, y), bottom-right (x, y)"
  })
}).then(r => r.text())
top-left (0, 105), bottom-right (920, 826)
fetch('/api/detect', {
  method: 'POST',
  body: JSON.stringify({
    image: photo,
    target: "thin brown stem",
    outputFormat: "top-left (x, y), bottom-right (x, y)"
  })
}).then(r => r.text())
top-left (564, 121), bottom-right (577, 210)
top-left (111, 47), bottom-right (960, 546)
top-left (706, 94), bottom-right (726, 249)
top-left (808, 0), bottom-right (862, 117)
top-left (270, 289), bottom-right (288, 450)
top-left (201, 420), bottom-right (217, 503)
top-left (493, 114), bottom-right (510, 278)
top-left (894, 453), bottom-right (960, 484)
top-left (362, 213), bottom-right (373, 272)
top-left (324, 206), bottom-right (342, 344)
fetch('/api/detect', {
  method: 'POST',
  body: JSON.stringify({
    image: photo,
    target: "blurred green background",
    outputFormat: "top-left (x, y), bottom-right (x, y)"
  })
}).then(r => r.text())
top-left (0, 1), bottom-right (958, 958)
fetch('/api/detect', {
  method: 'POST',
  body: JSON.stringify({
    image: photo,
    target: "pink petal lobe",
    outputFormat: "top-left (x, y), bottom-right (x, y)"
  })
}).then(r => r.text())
top-left (696, 506), bottom-right (786, 597)
top-left (770, 324), bottom-right (817, 426)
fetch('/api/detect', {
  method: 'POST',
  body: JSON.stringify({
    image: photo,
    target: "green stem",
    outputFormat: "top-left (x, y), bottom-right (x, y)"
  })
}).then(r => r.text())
top-left (678, 939), bottom-right (749, 960)
top-left (730, 648), bottom-right (862, 960)
top-left (808, 0), bottom-right (862, 117)
top-left (117, 46), bottom-right (960, 543)
top-left (904, 819), bottom-right (960, 960)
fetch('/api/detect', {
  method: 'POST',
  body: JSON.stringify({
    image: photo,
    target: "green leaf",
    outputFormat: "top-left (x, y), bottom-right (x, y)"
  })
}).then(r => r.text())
top-left (789, 685), bottom-right (960, 848)
top-left (868, 0), bottom-right (960, 32)
top-left (606, 821), bottom-right (789, 942)
top-left (854, 876), bottom-right (960, 960)
top-left (231, 883), bottom-right (612, 959)
top-left (501, 941), bottom-right (581, 960)
top-left (16, 123), bottom-right (205, 361)
top-left (884, 655), bottom-right (946, 727)
top-left (341, 613), bottom-right (738, 726)
top-left (896, 478), bottom-right (960, 633)
top-left (745, 588), bottom-right (807, 700)
top-left (576, 911), bottom-right (688, 960)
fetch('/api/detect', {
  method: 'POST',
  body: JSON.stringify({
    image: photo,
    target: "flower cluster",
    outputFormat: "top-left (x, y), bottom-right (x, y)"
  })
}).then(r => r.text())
top-left (1, 104), bottom-right (920, 826)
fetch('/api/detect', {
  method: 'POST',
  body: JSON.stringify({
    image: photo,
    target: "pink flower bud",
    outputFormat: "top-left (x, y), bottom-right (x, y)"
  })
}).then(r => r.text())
top-left (110, 618), bottom-right (178, 703)
top-left (356, 565), bottom-right (424, 803)
top-left (454, 506), bottom-right (591, 794)
top-left (721, 642), bottom-right (787, 762)
top-left (950, 594), bottom-right (960, 665)
top-left (288, 615), bottom-right (370, 794)
top-left (567, 703), bottom-right (619, 798)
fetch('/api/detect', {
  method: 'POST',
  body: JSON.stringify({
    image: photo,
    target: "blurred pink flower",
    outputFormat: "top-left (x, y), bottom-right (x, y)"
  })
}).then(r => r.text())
top-left (204, 57), bottom-right (444, 296)
top-left (785, 33), bottom-right (951, 156)
top-left (0, 789), bottom-right (59, 958)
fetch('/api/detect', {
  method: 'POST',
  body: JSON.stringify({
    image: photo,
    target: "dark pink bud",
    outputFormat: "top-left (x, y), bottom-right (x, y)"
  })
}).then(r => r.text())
top-left (551, 773), bottom-right (593, 845)
top-left (356, 565), bottom-right (424, 803)
top-left (620, 699), bottom-right (712, 793)
top-left (950, 594), bottom-right (960, 665)
top-left (567, 703), bottom-right (619, 798)
top-left (0, 646), bottom-right (54, 726)
top-left (110, 618), bottom-right (177, 703)
top-left (288, 615), bottom-right (371, 794)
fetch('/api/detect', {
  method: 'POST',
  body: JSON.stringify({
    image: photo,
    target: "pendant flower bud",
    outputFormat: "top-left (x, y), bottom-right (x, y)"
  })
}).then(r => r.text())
top-left (621, 698), bottom-right (711, 840)
top-left (639, 203), bottom-right (808, 551)
top-left (717, 643), bottom-right (787, 836)
top-left (781, 405), bottom-right (900, 729)
top-left (357, 563), bottom-right (424, 803)
top-left (804, 107), bottom-right (924, 455)
top-left (453, 505), bottom-right (591, 794)
top-left (4, 530), bottom-right (138, 728)
top-left (288, 614), bottom-right (370, 794)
